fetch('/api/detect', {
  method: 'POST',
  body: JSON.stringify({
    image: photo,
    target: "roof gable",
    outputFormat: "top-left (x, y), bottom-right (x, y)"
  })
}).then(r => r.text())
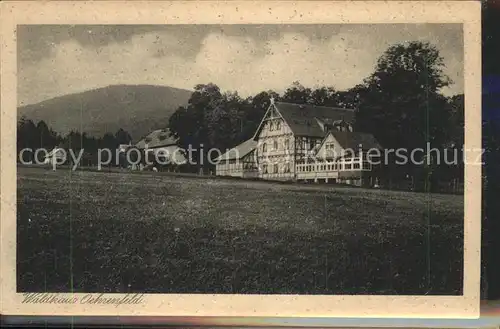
top-left (252, 101), bottom-right (287, 139)
top-left (314, 130), bottom-right (382, 159)
top-left (315, 132), bottom-right (345, 159)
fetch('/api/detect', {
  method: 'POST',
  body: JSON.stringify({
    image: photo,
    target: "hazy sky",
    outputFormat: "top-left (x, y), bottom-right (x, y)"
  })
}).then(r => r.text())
top-left (18, 24), bottom-right (463, 106)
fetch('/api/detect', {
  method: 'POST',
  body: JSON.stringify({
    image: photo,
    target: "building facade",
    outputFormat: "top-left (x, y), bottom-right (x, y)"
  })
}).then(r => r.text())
top-left (213, 139), bottom-right (259, 178)
top-left (216, 99), bottom-right (382, 187)
top-left (43, 147), bottom-right (66, 166)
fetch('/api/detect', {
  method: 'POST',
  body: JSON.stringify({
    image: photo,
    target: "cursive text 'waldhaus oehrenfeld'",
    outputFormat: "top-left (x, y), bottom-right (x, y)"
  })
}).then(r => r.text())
top-left (21, 293), bottom-right (145, 307)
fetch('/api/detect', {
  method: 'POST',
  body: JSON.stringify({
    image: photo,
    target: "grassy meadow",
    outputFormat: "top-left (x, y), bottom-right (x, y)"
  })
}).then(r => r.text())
top-left (17, 166), bottom-right (464, 295)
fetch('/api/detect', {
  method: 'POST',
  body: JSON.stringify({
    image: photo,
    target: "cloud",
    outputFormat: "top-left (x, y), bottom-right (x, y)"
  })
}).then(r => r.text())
top-left (18, 24), bottom-right (463, 106)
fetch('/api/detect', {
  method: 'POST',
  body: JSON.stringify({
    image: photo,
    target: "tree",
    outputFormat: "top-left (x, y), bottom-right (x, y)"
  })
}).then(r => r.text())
top-left (115, 128), bottom-right (132, 145)
top-left (36, 120), bottom-right (50, 149)
top-left (17, 116), bottom-right (37, 150)
top-left (169, 83), bottom-right (224, 171)
top-left (17, 116), bottom-right (38, 163)
top-left (337, 84), bottom-right (367, 109)
top-left (354, 41), bottom-right (454, 190)
top-left (207, 91), bottom-right (245, 153)
top-left (309, 87), bottom-right (340, 107)
top-left (445, 94), bottom-right (465, 148)
top-left (282, 81), bottom-right (312, 104)
top-left (356, 41), bottom-right (452, 149)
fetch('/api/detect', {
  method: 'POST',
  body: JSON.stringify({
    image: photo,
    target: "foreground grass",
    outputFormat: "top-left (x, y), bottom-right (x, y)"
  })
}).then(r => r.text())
top-left (17, 167), bottom-right (463, 294)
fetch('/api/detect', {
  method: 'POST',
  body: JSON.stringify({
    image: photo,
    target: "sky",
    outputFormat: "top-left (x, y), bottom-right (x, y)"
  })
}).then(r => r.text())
top-left (17, 24), bottom-right (464, 106)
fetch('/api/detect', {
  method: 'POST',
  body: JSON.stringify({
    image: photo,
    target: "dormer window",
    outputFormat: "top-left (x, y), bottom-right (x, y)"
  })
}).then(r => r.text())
top-left (331, 120), bottom-right (353, 132)
top-left (262, 143), bottom-right (267, 153)
top-left (269, 122), bottom-right (274, 131)
top-left (276, 121), bottom-right (281, 130)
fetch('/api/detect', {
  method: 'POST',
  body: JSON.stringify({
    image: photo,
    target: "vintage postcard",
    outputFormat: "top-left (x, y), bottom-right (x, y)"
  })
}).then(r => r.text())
top-left (1, 0), bottom-right (481, 320)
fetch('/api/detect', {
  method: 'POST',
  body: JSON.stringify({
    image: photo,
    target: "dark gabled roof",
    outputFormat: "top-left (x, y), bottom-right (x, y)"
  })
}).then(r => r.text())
top-left (274, 102), bottom-right (355, 137)
top-left (216, 139), bottom-right (257, 161)
top-left (330, 131), bottom-right (382, 151)
top-left (135, 128), bottom-right (177, 149)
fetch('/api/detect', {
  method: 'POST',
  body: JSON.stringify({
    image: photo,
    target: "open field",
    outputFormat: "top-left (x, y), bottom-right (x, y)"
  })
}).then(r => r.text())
top-left (17, 166), bottom-right (464, 294)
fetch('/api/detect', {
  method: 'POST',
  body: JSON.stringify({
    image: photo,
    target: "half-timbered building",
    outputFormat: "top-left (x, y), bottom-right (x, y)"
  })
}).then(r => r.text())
top-left (215, 99), bottom-right (382, 186)
top-left (214, 139), bottom-right (259, 178)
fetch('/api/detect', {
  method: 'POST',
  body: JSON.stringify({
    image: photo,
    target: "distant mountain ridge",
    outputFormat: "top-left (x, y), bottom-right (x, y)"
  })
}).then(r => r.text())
top-left (18, 84), bottom-right (193, 141)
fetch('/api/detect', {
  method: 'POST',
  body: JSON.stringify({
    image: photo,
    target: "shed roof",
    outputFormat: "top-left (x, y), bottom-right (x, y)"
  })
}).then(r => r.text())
top-left (216, 139), bottom-right (257, 161)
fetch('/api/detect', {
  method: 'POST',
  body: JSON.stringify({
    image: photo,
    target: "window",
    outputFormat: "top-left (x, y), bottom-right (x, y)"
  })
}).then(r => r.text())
top-left (274, 164), bottom-right (279, 173)
top-left (273, 140), bottom-right (278, 150)
top-left (276, 121), bottom-right (281, 130)
top-left (345, 163), bottom-right (352, 170)
top-left (284, 163), bottom-right (290, 173)
top-left (353, 163), bottom-right (360, 169)
top-left (284, 139), bottom-right (290, 150)
top-left (262, 164), bottom-right (268, 173)
top-left (269, 122), bottom-right (274, 131)
top-left (262, 143), bottom-right (267, 153)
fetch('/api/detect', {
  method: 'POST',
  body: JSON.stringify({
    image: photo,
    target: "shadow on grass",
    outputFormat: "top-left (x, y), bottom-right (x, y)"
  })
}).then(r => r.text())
top-left (17, 204), bottom-right (463, 295)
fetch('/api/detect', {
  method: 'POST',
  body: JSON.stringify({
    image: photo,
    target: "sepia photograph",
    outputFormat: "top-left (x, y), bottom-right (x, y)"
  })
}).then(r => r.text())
top-left (1, 0), bottom-right (481, 319)
top-left (16, 22), bottom-right (467, 295)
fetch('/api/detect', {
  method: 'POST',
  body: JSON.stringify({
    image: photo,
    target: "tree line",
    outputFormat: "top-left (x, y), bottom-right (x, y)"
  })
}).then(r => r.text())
top-left (17, 116), bottom-right (133, 165)
top-left (168, 41), bottom-right (465, 191)
top-left (17, 40), bottom-right (471, 192)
